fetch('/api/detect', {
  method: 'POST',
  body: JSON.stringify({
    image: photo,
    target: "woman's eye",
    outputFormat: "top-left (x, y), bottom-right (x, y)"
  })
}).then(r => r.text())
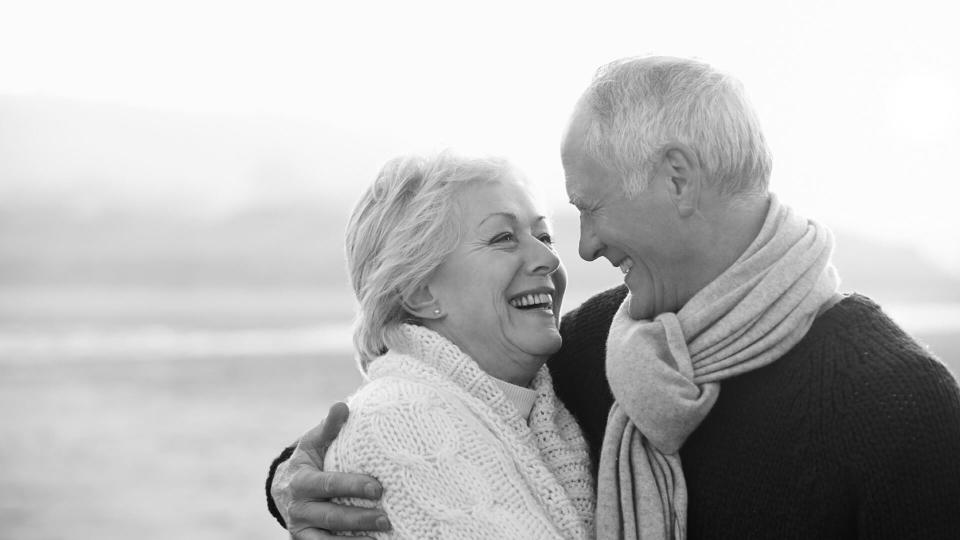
top-left (538, 233), bottom-right (554, 245)
top-left (491, 232), bottom-right (516, 244)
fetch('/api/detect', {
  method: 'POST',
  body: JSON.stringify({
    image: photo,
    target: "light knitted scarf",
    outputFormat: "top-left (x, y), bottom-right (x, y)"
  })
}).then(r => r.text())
top-left (356, 324), bottom-right (596, 539)
top-left (595, 195), bottom-right (840, 540)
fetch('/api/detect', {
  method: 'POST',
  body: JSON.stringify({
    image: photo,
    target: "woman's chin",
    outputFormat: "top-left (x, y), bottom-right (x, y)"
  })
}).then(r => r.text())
top-left (527, 331), bottom-right (563, 358)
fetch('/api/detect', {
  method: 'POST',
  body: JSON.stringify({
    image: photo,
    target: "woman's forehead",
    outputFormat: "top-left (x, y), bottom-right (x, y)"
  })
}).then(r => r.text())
top-left (455, 179), bottom-right (549, 225)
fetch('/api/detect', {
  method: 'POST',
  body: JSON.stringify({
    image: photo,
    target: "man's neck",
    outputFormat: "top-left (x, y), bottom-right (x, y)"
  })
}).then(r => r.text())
top-left (687, 193), bottom-right (770, 297)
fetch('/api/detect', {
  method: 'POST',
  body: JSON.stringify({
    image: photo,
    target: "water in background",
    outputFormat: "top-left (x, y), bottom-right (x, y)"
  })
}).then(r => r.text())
top-left (0, 287), bottom-right (357, 363)
top-left (0, 286), bottom-right (365, 540)
top-left (1, 283), bottom-right (959, 540)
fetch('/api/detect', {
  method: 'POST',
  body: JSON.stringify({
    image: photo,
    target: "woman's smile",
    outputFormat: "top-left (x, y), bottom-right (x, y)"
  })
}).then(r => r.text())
top-left (507, 290), bottom-right (556, 314)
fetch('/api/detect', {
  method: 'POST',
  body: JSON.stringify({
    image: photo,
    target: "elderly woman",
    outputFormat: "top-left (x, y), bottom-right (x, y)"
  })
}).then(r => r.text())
top-left (318, 152), bottom-right (595, 539)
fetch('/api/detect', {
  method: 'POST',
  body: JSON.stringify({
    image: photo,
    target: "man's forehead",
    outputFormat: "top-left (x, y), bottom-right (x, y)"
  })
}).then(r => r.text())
top-left (564, 169), bottom-right (595, 206)
top-left (561, 99), bottom-right (594, 154)
top-left (561, 112), bottom-right (587, 153)
top-left (562, 145), bottom-right (602, 185)
top-left (560, 138), bottom-right (590, 186)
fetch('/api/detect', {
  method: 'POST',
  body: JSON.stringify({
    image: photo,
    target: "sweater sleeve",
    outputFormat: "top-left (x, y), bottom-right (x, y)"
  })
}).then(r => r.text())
top-left (326, 380), bottom-right (566, 540)
top-left (265, 443), bottom-right (297, 528)
top-left (842, 339), bottom-right (960, 538)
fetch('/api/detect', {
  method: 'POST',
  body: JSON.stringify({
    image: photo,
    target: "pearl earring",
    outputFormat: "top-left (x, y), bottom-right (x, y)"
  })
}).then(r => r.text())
top-left (433, 308), bottom-right (441, 315)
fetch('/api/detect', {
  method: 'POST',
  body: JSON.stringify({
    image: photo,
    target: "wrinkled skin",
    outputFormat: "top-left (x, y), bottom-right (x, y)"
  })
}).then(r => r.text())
top-left (272, 403), bottom-right (390, 539)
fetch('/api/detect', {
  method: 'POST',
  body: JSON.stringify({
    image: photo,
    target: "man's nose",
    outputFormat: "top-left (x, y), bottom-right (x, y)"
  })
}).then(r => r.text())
top-left (578, 217), bottom-right (602, 261)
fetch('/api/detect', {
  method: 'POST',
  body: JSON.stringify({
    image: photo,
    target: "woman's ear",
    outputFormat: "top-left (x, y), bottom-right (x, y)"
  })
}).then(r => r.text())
top-left (402, 285), bottom-right (444, 319)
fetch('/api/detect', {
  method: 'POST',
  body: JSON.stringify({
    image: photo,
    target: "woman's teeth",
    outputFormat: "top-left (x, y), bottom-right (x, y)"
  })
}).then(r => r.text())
top-left (619, 257), bottom-right (635, 275)
top-left (509, 292), bottom-right (553, 309)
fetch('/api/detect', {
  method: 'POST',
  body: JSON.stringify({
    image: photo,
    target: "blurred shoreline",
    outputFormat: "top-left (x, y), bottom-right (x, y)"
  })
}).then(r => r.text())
top-left (2, 285), bottom-right (958, 364)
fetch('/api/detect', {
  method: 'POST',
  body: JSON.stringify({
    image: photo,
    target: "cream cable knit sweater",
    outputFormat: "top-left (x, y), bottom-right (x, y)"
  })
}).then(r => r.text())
top-left (325, 324), bottom-right (596, 540)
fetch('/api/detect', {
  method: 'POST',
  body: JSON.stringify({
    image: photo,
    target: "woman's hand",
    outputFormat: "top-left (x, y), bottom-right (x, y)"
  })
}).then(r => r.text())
top-left (272, 402), bottom-right (392, 539)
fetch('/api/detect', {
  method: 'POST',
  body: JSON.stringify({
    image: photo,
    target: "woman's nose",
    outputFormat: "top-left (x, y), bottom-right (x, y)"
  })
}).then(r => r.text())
top-left (526, 237), bottom-right (561, 275)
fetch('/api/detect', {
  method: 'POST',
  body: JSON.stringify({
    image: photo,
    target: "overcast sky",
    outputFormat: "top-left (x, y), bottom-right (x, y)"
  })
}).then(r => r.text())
top-left (1, 0), bottom-right (958, 270)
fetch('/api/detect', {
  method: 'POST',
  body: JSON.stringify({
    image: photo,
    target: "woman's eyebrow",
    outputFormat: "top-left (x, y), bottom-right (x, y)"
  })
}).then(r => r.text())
top-left (478, 212), bottom-right (518, 227)
top-left (478, 213), bottom-right (547, 227)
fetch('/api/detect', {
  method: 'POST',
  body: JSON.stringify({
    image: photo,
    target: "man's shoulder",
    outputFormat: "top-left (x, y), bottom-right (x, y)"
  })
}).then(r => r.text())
top-left (797, 295), bottom-right (960, 498)
top-left (805, 293), bottom-right (943, 370)
top-left (798, 293), bottom-right (959, 412)
top-left (559, 285), bottom-right (628, 339)
top-left (718, 293), bottom-right (958, 426)
top-left (549, 286), bottom-right (626, 464)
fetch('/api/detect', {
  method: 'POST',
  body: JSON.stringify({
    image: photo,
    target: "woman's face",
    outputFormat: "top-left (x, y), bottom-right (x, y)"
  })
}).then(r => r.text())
top-left (422, 177), bottom-right (566, 385)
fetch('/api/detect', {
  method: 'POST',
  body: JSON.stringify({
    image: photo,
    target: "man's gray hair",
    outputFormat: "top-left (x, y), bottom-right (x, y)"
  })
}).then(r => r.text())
top-left (345, 151), bottom-right (516, 371)
top-left (579, 56), bottom-right (772, 197)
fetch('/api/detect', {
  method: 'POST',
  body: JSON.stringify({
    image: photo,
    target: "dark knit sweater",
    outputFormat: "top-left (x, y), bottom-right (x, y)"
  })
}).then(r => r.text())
top-left (550, 286), bottom-right (960, 539)
top-left (267, 288), bottom-right (960, 537)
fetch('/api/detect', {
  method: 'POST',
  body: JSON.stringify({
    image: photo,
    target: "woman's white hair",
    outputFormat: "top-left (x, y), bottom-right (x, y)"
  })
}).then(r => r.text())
top-left (345, 150), bottom-right (516, 371)
top-left (579, 56), bottom-right (773, 197)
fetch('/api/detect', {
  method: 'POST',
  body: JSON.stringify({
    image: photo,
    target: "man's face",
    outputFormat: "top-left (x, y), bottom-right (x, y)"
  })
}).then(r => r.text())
top-left (561, 108), bottom-right (688, 320)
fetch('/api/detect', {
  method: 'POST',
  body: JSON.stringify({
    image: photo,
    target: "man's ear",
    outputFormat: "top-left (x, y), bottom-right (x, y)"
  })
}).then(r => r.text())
top-left (402, 284), bottom-right (444, 319)
top-left (659, 143), bottom-right (702, 218)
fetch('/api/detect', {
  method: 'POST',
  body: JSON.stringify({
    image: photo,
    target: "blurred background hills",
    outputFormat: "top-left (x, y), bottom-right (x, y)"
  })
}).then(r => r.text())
top-left (4, 190), bottom-right (960, 303)
top-left (4, 94), bottom-right (959, 301)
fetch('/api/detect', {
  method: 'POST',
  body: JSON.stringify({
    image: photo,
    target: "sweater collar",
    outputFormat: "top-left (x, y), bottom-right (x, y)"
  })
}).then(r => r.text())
top-left (371, 324), bottom-right (549, 423)
top-left (492, 377), bottom-right (538, 421)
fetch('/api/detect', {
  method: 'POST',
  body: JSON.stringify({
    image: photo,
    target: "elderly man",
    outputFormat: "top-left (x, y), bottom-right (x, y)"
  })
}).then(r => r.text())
top-left (266, 56), bottom-right (960, 539)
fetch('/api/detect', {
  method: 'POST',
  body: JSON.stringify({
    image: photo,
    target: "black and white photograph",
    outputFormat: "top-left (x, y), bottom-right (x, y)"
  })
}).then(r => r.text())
top-left (2, 1), bottom-right (959, 539)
